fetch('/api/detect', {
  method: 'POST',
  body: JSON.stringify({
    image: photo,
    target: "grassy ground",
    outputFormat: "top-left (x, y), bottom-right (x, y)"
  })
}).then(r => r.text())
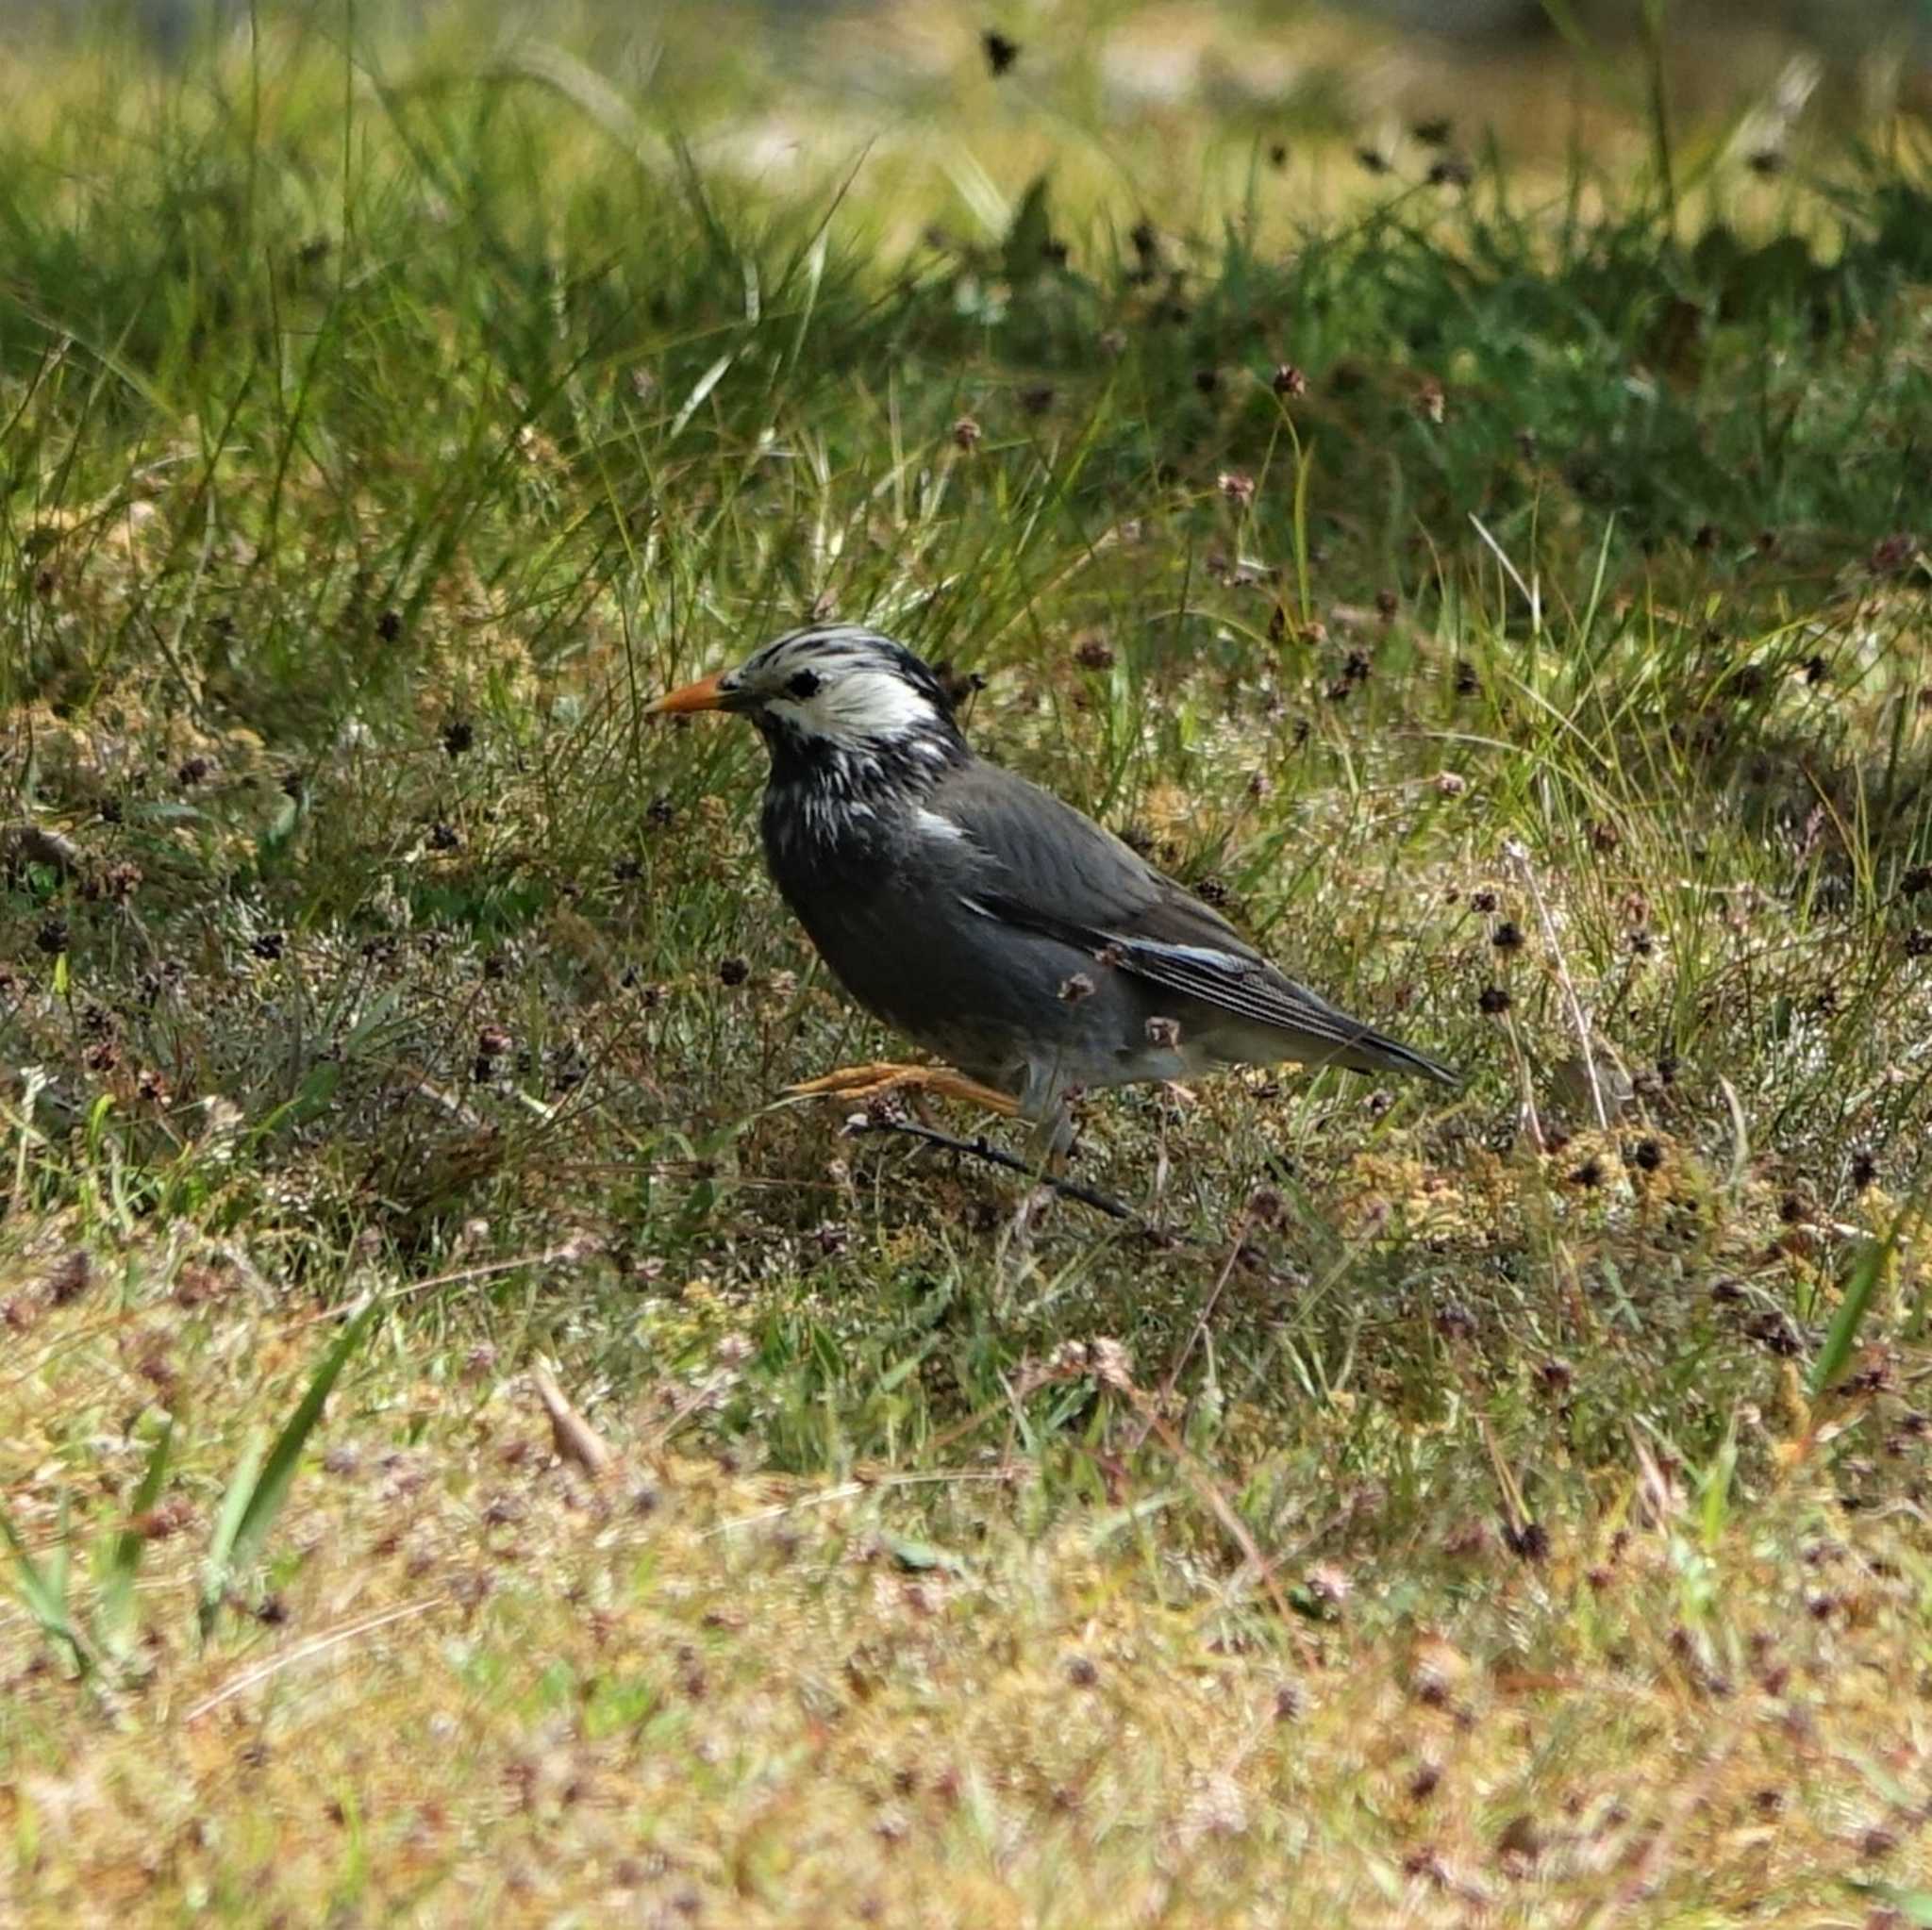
top-left (6, 4), bottom-right (1932, 1922)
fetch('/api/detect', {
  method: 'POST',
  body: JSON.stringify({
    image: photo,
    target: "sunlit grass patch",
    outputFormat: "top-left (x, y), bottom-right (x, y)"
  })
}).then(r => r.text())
top-left (4, 2), bottom-right (1932, 1919)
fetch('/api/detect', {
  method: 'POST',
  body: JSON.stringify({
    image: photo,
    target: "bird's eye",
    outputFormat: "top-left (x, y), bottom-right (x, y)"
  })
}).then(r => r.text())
top-left (785, 669), bottom-right (823, 700)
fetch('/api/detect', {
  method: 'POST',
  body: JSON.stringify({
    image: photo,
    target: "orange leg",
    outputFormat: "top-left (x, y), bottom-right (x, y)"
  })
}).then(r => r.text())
top-left (785, 1061), bottom-right (1020, 1116)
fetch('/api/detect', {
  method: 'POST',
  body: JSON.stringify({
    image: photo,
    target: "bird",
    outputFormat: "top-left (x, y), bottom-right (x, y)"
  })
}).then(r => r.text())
top-left (648, 624), bottom-right (1455, 1157)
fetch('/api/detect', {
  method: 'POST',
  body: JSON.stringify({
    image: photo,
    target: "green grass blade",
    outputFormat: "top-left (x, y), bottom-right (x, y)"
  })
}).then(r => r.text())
top-left (100, 1416), bottom-right (174, 1652)
top-left (201, 1299), bottom-right (382, 1634)
top-left (200, 1430), bottom-right (267, 1636)
top-left (1, 1494), bottom-right (92, 1677)
top-left (1809, 1222), bottom-right (1901, 1400)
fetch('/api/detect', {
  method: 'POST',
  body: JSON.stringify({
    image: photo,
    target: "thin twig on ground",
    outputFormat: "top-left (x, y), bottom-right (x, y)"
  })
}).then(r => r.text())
top-left (1125, 1208), bottom-right (1252, 1456)
top-left (843, 1116), bottom-right (1142, 1222)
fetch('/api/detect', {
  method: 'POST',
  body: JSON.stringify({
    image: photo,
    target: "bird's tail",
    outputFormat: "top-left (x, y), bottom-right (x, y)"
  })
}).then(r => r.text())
top-left (1324, 1024), bottom-right (1459, 1087)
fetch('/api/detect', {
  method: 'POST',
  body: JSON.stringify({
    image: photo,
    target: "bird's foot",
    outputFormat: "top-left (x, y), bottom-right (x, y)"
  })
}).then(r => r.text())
top-left (785, 1061), bottom-right (1021, 1117)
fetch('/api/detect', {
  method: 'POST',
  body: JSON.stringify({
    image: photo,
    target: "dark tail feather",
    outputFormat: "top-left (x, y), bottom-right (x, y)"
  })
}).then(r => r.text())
top-left (1318, 1023), bottom-right (1459, 1088)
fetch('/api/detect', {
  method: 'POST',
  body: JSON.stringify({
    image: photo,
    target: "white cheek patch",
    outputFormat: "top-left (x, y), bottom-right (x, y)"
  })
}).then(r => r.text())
top-left (770, 668), bottom-right (939, 744)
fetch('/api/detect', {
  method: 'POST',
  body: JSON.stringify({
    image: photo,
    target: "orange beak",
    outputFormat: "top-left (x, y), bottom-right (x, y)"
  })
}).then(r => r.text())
top-left (645, 672), bottom-right (731, 717)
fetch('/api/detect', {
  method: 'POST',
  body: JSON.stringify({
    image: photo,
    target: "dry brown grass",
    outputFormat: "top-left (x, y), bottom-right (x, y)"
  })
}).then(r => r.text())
top-left (6, 1234), bottom-right (1930, 1927)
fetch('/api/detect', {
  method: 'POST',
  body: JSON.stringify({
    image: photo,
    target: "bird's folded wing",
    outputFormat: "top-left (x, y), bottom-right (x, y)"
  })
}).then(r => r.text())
top-left (929, 762), bottom-right (1425, 1063)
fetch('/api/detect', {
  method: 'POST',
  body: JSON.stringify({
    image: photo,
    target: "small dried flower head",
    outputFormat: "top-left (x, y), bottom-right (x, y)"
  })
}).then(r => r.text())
top-left (1058, 973), bottom-right (1096, 1004)
top-left (177, 756), bottom-right (209, 788)
top-left (1073, 634), bottom-right (1115, 671)
top-left (1272, 363), bottom-right (1307, 398)
top-left (36, 917), bottom-right (69, 957)
top-left (1503, 1519), bottom-right (1550, 1560)
top-left (717, 956), bottom-right (750, 987)
top-left (1020, 384), bottom-right (1056, 417)
top-left (377, 607), bottom-right (403, 642)
top-left (1267, 141), bottom-right (1288, 169)
top-left (1866, 531), bottom-right (1914, 577)
top-left (1218, 470), bottom-right (1255, 506)
top-left (1415, 379), bottom-right (1446, 424)
top-left (981, 28), bottom-right (1019, 75)
top-left (1089, 1337), bottom-right (1133, 1391)
top-left (1477, 985), bottom-right (1511, 1015)
top-left (1470, 889), bottom-right (1498, 914)
top-left (1305, 1561), bottom-right (1352, 1606)
top-left (441, 717), bottom-right (475, 757)
top-left (1355, 145), bottom-right (1390, 175)
top-left (1851, 1150), bottom-right (1879, 1190)
top-left (1046, 1339), bottom-right (1091, 1377)
top-left (1491, 920), bottom-right (1524, 952)
top-left (1628, 1138), bottom-right (1663, 1173)
top-left (46, 1250), bottom-right (92, 1305)
top-left (1427, 156), bottom-right (1474, 189)
top-left (1375, 587), bottom-right (1399, 618)
top-left (951, 415), bottom-right (981, 451)
top-left (1435, 771), bottom-right (1468, 797)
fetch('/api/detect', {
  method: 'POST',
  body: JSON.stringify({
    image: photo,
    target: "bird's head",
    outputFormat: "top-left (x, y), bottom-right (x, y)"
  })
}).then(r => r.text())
top-left (647, 625), bottom-right (969, 780)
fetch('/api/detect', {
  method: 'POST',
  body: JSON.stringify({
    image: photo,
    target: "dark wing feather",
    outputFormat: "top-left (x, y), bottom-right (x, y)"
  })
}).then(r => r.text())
top-left (929, 760), bottom-right (1456, 1083)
